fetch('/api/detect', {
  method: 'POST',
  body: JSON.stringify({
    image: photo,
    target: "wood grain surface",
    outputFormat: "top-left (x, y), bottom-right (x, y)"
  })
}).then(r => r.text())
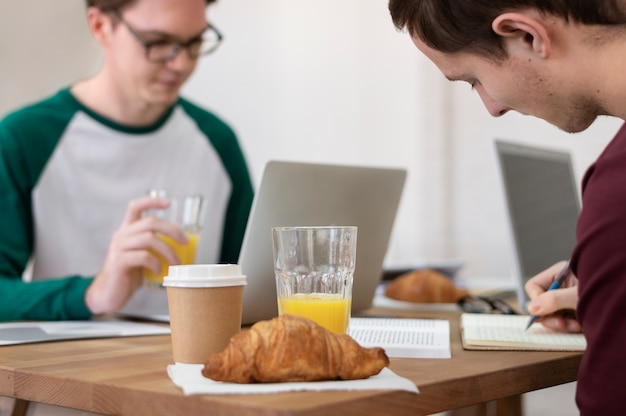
top-left (0, 309), bottom-right (582, 416)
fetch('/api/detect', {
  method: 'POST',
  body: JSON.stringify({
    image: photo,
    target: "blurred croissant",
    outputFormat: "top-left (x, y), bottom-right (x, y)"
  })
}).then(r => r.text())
top-left (385, 269), bottom-right (468, 303)
top-left (202, 314), bottom-right (389, 383)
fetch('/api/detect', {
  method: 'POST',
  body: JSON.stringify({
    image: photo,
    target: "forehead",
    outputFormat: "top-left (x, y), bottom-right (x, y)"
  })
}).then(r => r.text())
top-left (124, 0), bottom-right (208, 34)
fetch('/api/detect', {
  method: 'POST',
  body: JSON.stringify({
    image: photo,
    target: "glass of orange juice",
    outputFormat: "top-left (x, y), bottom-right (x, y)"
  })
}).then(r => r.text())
top-left (272, 226), bottom-right (357, 333)
top-left (144, 191), bottom-right (205, 288)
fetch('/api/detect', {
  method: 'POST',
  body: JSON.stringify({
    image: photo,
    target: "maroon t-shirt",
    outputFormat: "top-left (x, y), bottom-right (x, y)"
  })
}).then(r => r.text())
top-left (572, 121), bottom-right (626, 414)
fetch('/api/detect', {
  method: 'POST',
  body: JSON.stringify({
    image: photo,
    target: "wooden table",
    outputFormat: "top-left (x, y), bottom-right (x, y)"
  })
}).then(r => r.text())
top-left (0, 308), bottom-right (582, 416)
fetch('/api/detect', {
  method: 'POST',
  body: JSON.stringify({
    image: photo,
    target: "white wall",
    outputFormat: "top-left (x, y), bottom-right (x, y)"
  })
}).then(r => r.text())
top-left (184, 0), bottom-right (425, 266)
top-left (1, 0), bottom-right (622, 281)
top-left (0, 0), bottom-right (101, 113)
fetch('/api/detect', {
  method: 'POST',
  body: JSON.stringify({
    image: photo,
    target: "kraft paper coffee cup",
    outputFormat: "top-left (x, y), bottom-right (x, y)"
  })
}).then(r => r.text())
top-left (163, 264), bottom-right (246, 364)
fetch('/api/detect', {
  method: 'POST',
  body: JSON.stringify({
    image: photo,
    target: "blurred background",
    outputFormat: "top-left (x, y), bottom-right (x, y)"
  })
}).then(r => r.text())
top-left (2, 0), bottom-right (619, 283)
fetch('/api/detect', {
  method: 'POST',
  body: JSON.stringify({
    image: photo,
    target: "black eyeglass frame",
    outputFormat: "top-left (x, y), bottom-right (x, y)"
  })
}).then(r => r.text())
top-left (110, 9), bottom-right (223, 63)
top-left (457, 295), bottom-right (519, 315)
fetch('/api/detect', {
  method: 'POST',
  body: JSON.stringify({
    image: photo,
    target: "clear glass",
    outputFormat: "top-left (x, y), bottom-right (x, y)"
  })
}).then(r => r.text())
top-left (272, 226), bottom-right (357, 333)
top-left (143, 191), bottom-right (205, 287)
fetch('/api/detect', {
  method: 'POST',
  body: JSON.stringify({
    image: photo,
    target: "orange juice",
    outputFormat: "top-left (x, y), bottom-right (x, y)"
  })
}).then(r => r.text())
top-left (145, 233), bottom-right (199, 286)
top-left (278, 293), bottom-right (351, 333)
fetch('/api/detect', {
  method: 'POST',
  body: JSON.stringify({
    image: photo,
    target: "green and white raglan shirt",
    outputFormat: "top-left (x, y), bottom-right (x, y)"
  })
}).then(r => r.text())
top-left (0, 88), bottom-right (253, 321)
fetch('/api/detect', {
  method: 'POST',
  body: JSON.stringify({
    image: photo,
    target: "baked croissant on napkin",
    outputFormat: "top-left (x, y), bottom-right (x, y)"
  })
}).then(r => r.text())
top-left (385, 268), bottom-right (468, 303)
top-left (202, 314), bottom-right (389, 383)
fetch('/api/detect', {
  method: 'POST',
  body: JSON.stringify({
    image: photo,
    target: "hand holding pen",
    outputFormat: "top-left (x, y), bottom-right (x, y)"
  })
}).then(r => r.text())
top-left (525, 261), bottom-right (574, 331)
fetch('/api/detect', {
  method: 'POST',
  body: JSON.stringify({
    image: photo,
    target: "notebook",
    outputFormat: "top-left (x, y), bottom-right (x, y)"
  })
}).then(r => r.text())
top-left (460, 313), bottom-right (586, 351)
top-left (494, 140), bottom-right (581, 312)
top-left (117, 160), bottom-right (406, 324)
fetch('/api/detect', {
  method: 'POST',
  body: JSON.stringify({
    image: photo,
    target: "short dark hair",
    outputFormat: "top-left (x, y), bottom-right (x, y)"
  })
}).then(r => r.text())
top-left (389, 0), bottom-right (626, 59)
top-left (87, 0), bottom-right (216, 12)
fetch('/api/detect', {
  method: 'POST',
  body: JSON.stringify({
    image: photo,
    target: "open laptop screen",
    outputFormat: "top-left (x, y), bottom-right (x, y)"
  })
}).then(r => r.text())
top-left (495, 140), bottom-right (580, 312)
top-left (238, 161), bottom-right (406, 324)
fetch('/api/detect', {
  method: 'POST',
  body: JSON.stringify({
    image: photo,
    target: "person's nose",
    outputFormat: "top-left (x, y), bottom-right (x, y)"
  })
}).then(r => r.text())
top-left (166, 48), bottom-right (197, 72)
top-left (476, 86), bottom-right (509, 117)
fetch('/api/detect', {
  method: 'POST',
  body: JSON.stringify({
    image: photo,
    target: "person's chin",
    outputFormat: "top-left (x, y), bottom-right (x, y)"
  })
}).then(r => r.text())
top-left (150, 89), bottom-right (181, 106)
top-left (528, 111), bottom-right (595, 134)
top-left (556, 117), bottom-right (596, 134)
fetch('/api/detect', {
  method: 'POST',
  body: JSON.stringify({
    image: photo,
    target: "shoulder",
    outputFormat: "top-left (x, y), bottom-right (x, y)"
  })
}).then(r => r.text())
top-left (580, 122), bottom-right (626, 220)
top-left (176, 98), bottom-right (246, 164)
top-left (586, 122), bottom-right (626, 180)
top-left (0, 89), bottom-right (81, 182)
top-left (177, 97), bottom-right (237, 144)
top-left (1, 88), bottom-right (80, 148)
top-left (177, 97), bottom-right (252, 186)
top-left (2, 88), bottom-right (79, 127)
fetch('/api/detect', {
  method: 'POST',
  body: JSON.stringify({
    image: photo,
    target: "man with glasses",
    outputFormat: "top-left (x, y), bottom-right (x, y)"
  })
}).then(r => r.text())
top-left (0, 0), bottom-right (253, 321)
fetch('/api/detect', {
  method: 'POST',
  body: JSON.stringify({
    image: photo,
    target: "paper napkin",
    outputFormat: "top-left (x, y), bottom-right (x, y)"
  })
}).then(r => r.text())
top-left (167, 363), bottom-right (418, 395)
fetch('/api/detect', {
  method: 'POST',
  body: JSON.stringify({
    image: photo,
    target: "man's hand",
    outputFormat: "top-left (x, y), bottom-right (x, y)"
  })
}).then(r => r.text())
top-left (85, 196), bottom-right (187, 314)
top-left (525, 260), bottom-right (581, 333)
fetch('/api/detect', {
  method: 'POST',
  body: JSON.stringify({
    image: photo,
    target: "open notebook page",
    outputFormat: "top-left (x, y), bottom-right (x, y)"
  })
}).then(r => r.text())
top-left (461, 313), bottom-right (586, 351)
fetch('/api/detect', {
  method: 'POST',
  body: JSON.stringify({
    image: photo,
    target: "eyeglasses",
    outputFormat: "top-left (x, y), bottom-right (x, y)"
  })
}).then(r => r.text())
top-left (110, 10), bottom-right (223, 63)
top-left (457, 295), bottom-right (518, 315)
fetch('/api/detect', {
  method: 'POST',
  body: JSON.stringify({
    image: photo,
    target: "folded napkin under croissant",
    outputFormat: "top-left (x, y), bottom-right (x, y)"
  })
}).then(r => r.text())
top-left (167, 363), bottom-right (418, 395)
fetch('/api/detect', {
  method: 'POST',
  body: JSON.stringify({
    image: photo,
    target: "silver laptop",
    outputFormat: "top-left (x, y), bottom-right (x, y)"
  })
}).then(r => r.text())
top-left (239, 160), bottom-right (406, 324)
top-left (494, 140), bottom-right (580, 312)
top-left (118, 160), bottom-right (406, 324)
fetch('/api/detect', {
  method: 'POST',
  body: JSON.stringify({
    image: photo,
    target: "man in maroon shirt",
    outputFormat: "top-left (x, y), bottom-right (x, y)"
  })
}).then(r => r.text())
top-left (388, 1), bottom-right (626, 414)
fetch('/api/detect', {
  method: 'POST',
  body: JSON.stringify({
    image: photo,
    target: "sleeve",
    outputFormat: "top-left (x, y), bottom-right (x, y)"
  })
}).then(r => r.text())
top-left (179, 100), bottom-right (254, 263)
top-left (571, 127), bottom-right (626, 414)
top-left (212, 123), bottom-right (254, 263)
top-left (0, 106), bottom-right (93, 321)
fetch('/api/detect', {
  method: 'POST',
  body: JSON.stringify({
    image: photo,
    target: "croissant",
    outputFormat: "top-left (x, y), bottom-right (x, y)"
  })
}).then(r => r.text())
top-left (202, 314), bottom-right (389, 383)
top-left (384, 268), bottom-right (468, 303)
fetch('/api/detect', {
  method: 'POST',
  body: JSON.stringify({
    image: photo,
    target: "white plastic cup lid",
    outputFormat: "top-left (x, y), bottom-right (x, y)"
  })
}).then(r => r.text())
top-left (163, 264), bottom-right (247, 288)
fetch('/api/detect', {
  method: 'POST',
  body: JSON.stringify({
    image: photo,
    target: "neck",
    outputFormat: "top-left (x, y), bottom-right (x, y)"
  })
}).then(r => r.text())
top-left (596, 44), bottom-right (626, 120)
top-left (71, 71), bottom-right (172, 127)
top-left (570, 26), bottom-right (626, 120)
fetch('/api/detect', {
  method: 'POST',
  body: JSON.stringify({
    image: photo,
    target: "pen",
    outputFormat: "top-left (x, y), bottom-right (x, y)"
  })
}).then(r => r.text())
top-left (524, 261), bottom-right (571, 331)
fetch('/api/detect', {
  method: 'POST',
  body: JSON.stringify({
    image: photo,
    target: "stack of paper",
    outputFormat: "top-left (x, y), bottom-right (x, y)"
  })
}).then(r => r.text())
top-left (349, 317), bottom-right (451, 359)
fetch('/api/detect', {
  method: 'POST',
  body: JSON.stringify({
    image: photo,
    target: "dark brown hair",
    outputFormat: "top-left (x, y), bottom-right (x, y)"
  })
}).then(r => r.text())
top-left (389, 0), bottom-right (626, 59)
top-left (87, 0), bottom-right (216, 11)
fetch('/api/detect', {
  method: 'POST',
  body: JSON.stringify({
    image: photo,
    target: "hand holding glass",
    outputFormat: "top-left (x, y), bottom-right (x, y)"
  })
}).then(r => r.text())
top-left (272, 226), bottom-right (357, 333)
top-left (144, 192), bottom-right (204, 287)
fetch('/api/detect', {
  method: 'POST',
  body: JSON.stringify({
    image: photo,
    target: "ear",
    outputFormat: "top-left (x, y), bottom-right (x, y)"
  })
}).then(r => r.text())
top-left (86, 7), bottom-right (116, 46)
top-left (492, 12), bottom-right (552, 58)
